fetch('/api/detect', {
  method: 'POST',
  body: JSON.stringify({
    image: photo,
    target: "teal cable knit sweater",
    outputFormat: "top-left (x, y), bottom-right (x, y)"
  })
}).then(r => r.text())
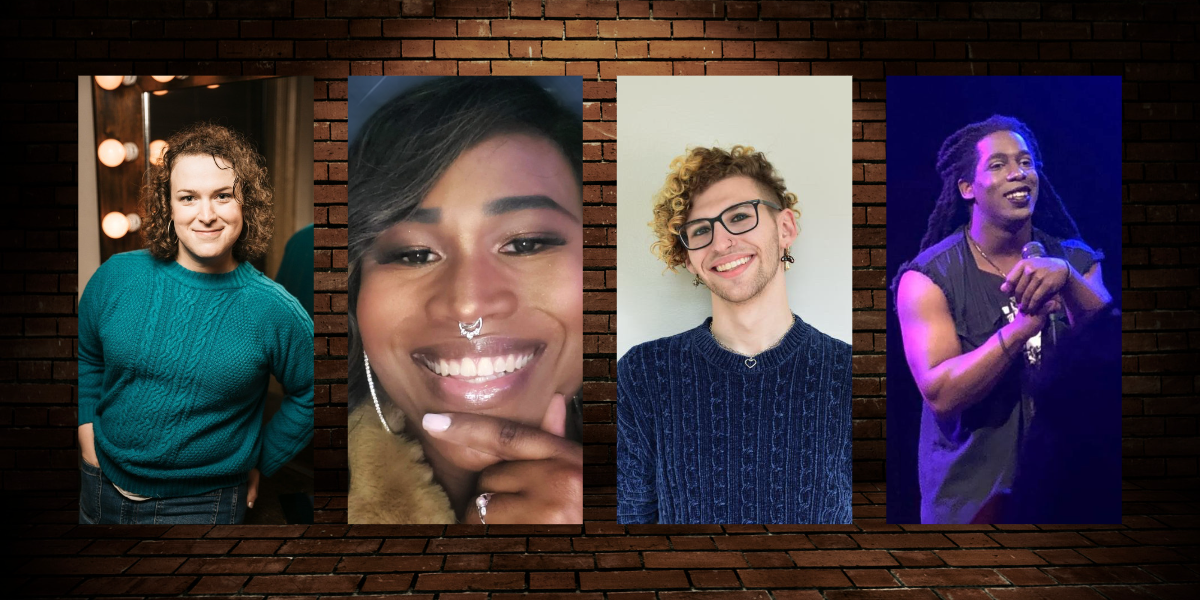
top-left (78, 250), bottom-right (314, 498)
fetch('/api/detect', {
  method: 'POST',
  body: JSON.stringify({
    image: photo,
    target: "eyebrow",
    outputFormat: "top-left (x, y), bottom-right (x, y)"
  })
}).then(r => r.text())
top-left (985, 151), bottom-right (1032, 162)
top-left (175, 186), bottom-right (233, 195)
top-left (485, 195), bottom-right (580, 223)
top-left (406, 207), bottom-right (441, 224)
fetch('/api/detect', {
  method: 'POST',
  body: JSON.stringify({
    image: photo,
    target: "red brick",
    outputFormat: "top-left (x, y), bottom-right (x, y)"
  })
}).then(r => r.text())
top-left (244, 575), bottom-right (361, 593)
top-left (756, 41), bottom-right (827, 59)
top-left (895, 569), bottom-right (1008, 586)
top-left (654, 1), bottom-right (723, 18)
top-left (598, 20), bottom-right (671, 38)
top-left (543, 41), bottom-right (615, 59)
top-left (545, 0), bottom-right (617, 18)
top-left (436, 40), bottom-right (508, 58)
top-left (738, 569), bottom-right (853, 588)
top-left (579, 570), bottom-right (690, 590)
top-left (492, 20), bottom-right (564, 38)
top-left (649, 41), bottom-right (720, 59)
top-left (706, 21), bottom-right (777, 38)
top-left (416, 572), bottom-right (526, 590)
top-left (435, 0), bottom-right (509, 17)
top-left (384, 60), bottom-right (458, 75)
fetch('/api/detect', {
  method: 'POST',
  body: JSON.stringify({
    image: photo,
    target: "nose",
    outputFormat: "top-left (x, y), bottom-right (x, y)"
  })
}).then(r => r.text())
top-left (1007, 165), bottom-right (1028, 181)
top-left (711, 220), bottom-right (738, 250)
top-left (430, 253), bottom-right (518, 332)
top-left (197, 199), bottom-right (217, 223)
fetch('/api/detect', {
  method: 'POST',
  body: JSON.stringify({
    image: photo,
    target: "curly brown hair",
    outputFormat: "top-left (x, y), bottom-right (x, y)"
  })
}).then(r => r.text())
top-left (140, 122), bottom-right (274, 262)
top-left (650, 145), bottom-right (798, 271)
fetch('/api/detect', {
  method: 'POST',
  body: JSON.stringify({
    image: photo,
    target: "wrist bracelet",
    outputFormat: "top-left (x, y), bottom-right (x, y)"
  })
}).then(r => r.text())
top-left (997, 328), bottom-right (1011, 355)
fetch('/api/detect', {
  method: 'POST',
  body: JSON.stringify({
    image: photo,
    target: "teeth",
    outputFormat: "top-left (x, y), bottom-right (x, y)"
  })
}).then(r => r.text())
top-left (715, 256), bottom-right (751, 272)
top-left (422, 353), bottom-right (536, 379)
top-left (1006, 190), bottom-right (1030, 200)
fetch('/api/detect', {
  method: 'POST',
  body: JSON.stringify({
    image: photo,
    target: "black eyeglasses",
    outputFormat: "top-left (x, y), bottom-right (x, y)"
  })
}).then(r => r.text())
top-left (677, 199), bottom-right (783, 251)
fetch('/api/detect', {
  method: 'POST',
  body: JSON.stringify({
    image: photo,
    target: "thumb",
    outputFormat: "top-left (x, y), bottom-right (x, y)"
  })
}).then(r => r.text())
top-left (539, 393), bottom-right (567, 438)
top-left (247, 468), bottom-right (260, 509)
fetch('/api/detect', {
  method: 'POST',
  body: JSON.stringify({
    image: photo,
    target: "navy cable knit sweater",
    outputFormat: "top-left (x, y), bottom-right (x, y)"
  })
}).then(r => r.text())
top-left (617, 316), bottom-right (853, 524)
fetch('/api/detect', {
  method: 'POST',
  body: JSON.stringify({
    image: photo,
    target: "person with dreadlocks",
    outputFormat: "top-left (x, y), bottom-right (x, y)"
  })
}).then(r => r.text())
top-left (893, 115), bottom-right (1117, 524)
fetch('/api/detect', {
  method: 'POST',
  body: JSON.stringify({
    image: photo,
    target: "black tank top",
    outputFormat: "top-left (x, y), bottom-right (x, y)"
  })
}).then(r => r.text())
top-left (895, 227), bottom-right (1101, 523)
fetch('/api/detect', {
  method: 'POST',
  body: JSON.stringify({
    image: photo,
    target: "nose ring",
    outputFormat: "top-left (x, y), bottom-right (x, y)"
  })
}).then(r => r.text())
top-left (459, 317), bottom-right (482, 340)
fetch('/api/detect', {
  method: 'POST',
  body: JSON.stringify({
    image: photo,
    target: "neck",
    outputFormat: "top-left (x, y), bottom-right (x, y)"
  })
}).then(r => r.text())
top-left (709, 273), bottom-right (793, 356)
top-left (967, 212), bottom-right (1031, 258)
top-left (176, 248), bottom-right (238, 274)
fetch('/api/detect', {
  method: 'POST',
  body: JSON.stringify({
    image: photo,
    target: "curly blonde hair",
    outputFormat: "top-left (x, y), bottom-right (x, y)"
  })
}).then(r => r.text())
top-left (140, 122), bottom-right (274, 263)
top-left (650, 145), bottom-right (798, 271)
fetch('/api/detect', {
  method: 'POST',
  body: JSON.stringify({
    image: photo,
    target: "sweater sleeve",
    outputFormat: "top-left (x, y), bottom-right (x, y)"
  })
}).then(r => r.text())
top-left (616, 347), bottom-right (659, 524)
top-left (257, 289), bottom-right (315, 477)
top-left (77, 263), bottom-right (109, 426)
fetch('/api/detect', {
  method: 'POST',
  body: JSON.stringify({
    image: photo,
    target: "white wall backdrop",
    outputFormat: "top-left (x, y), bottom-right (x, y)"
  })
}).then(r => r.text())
top-left (616, 76), bottom-right (853, 359)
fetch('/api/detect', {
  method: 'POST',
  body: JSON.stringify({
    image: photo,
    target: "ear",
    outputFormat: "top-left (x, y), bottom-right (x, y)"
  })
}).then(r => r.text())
top-left (683, 253), bottom-right (697, 276)
top-left (778, 207), bottom-right (799, 248)
top-left (958, 179), bottom-right (975, 200)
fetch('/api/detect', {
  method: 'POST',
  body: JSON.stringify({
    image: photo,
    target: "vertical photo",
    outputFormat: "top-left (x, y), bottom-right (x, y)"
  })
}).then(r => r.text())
top-left (616, 77), bottom-right (854, 524)
top-left (346, 77), bottom-right (584, 524)
top-left (886, 76), bottom-right (1122, 524)
top-left (77, 75), bottom-right (316, 524)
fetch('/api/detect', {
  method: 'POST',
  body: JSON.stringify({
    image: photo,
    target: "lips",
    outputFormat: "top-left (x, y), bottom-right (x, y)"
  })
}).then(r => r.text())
top-left (1003, 185), bottom-right (1033, 203)
top-left (192, 228), bottom-right (224, 237)
top-left (410, 336), bottom-right (545, 408)
top-left (709, 253), bottom-right (755, 279)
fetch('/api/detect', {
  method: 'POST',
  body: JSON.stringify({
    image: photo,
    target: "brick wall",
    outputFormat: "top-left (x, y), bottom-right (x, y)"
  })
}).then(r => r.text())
top-left (3, 1), bottom-right (1198, 598)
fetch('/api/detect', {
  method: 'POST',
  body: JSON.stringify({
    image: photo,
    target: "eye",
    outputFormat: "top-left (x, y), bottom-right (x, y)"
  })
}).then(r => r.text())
top-left (375, 247), bottom-right (440, 266)
top-left (500, 235), bottom-right (567, 256)
top-left (988, 162), bottom-right (1004, 171)
top-left (1019, 158), bottom-right (1034, 168)
top-left (691, 225), bottom-right (712, 238)
top-left (216, 193), bottom-right (234, 201)
top-left (179, 195), bottom-right (195, 203)
top-left (729, 213), bottom-right (750, 223)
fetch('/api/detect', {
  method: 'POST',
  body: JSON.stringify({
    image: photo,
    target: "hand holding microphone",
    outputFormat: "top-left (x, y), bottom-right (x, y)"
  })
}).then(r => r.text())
top-left (1000, 242), bottom-right (1069, 315)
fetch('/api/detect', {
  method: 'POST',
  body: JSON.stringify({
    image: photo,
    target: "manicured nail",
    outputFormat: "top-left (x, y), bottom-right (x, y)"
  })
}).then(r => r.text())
top-left (423, 413), bottom-right (451, 432)
top-left (248, 501), bottom-right (254, 509)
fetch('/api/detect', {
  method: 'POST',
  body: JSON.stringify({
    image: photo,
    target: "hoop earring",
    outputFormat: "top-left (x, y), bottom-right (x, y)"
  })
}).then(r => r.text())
top-left (363, 352), bottom-right (393, 434)
top-left (781, 248), bottom-right (795, 271)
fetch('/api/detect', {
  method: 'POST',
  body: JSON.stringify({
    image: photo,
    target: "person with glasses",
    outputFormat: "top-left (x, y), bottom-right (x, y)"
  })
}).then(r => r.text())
top-left (617, 145), bottom-right (852, 524)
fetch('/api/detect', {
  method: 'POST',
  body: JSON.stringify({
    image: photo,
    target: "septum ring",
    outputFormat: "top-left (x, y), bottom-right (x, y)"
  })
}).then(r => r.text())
top-left (459, 317), bottom-right (482, 340)
top-left (475, 492), bottom-right (493, 524)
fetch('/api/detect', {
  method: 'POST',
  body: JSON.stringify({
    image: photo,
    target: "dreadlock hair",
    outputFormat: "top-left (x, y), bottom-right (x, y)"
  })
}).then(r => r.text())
top-left (918, 114), bottom-right (1083, 252)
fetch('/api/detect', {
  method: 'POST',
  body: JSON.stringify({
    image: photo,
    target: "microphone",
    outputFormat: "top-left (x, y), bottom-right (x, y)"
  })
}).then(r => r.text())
top-left (1020, 241), bottom-right (1058, 347)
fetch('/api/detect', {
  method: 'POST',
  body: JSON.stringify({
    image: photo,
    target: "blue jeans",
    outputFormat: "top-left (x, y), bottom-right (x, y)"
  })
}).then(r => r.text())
top-left (79, 457), bottom-right (248, 524)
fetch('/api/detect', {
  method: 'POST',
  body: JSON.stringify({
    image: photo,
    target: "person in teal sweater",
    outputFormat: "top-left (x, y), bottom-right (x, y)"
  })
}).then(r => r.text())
top-left (78, 123), bottom-right (314, 524)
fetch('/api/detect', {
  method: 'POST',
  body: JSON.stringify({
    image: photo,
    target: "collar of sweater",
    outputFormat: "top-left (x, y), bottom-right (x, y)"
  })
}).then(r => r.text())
top-left (160, 257), bottom-right (259, 290)
top-left (691, 314), bottom-right (810, 373)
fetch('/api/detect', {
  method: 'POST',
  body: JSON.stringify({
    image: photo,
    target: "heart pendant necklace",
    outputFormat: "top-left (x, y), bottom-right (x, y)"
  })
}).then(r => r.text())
top-left (710, 315), bottom-right (796, 370)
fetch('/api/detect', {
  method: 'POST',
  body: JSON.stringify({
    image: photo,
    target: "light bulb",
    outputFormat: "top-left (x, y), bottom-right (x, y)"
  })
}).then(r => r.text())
top-left (101, 212), bottom-right (141, 238)
top-left (206, 84), bottom-right (220, 89)
top-left (95, 76), bottom-right (122, 90)
top-left (152, 90), bottom-right (168, 96)
top-left (97, 139), bottom-right (139, 167)
top-left (149, 140), bottom-right (168, 166)
top-left (94, 75), bottom-right (137, 90)
top-left (151, 75), bottom-right (175, 83)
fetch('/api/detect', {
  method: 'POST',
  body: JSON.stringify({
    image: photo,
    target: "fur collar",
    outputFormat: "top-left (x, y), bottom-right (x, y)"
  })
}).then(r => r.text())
top-left (347, 405), bottom-right (456, 524)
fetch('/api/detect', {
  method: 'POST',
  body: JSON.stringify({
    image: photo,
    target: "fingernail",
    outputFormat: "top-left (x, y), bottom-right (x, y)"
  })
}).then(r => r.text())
top-left (423, 413), bottom-right (451, 432)
top-left (248, 502), bottom-right (254, 509)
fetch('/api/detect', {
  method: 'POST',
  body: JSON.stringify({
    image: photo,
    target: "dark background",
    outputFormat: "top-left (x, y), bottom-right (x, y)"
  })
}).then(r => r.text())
top-left (3, 1), bottom-right (1198, 599)
top-left (885, 75), bottom-right (1125, 523)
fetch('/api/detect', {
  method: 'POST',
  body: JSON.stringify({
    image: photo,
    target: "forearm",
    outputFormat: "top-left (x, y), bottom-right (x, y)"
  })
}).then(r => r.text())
top-left (920, 320), bottom-right (1033, 418)
top-left (1060, 268), bottom-right (1111, 326)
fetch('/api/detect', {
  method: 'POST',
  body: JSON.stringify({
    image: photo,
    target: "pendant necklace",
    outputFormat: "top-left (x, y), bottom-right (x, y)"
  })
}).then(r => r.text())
top-left (710, 314), bottom-right (796, 369)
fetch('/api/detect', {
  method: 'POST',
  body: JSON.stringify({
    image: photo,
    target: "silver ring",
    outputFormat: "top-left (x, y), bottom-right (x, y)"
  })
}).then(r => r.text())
top-left (459, 317), bottom-right (482, 340)
top-left (475, 492), bottom-right (493, 524)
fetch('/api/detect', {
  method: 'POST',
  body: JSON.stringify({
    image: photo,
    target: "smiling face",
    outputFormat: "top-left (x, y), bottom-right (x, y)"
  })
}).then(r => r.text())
top-left (959, 130), bottom-right (1039, 227)
top-left (170, 154), bottom-right (244, 274)
top-left (684, 175), bottom-right (796, 304)
top-left (357, 133), bottom-right (583, 440)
